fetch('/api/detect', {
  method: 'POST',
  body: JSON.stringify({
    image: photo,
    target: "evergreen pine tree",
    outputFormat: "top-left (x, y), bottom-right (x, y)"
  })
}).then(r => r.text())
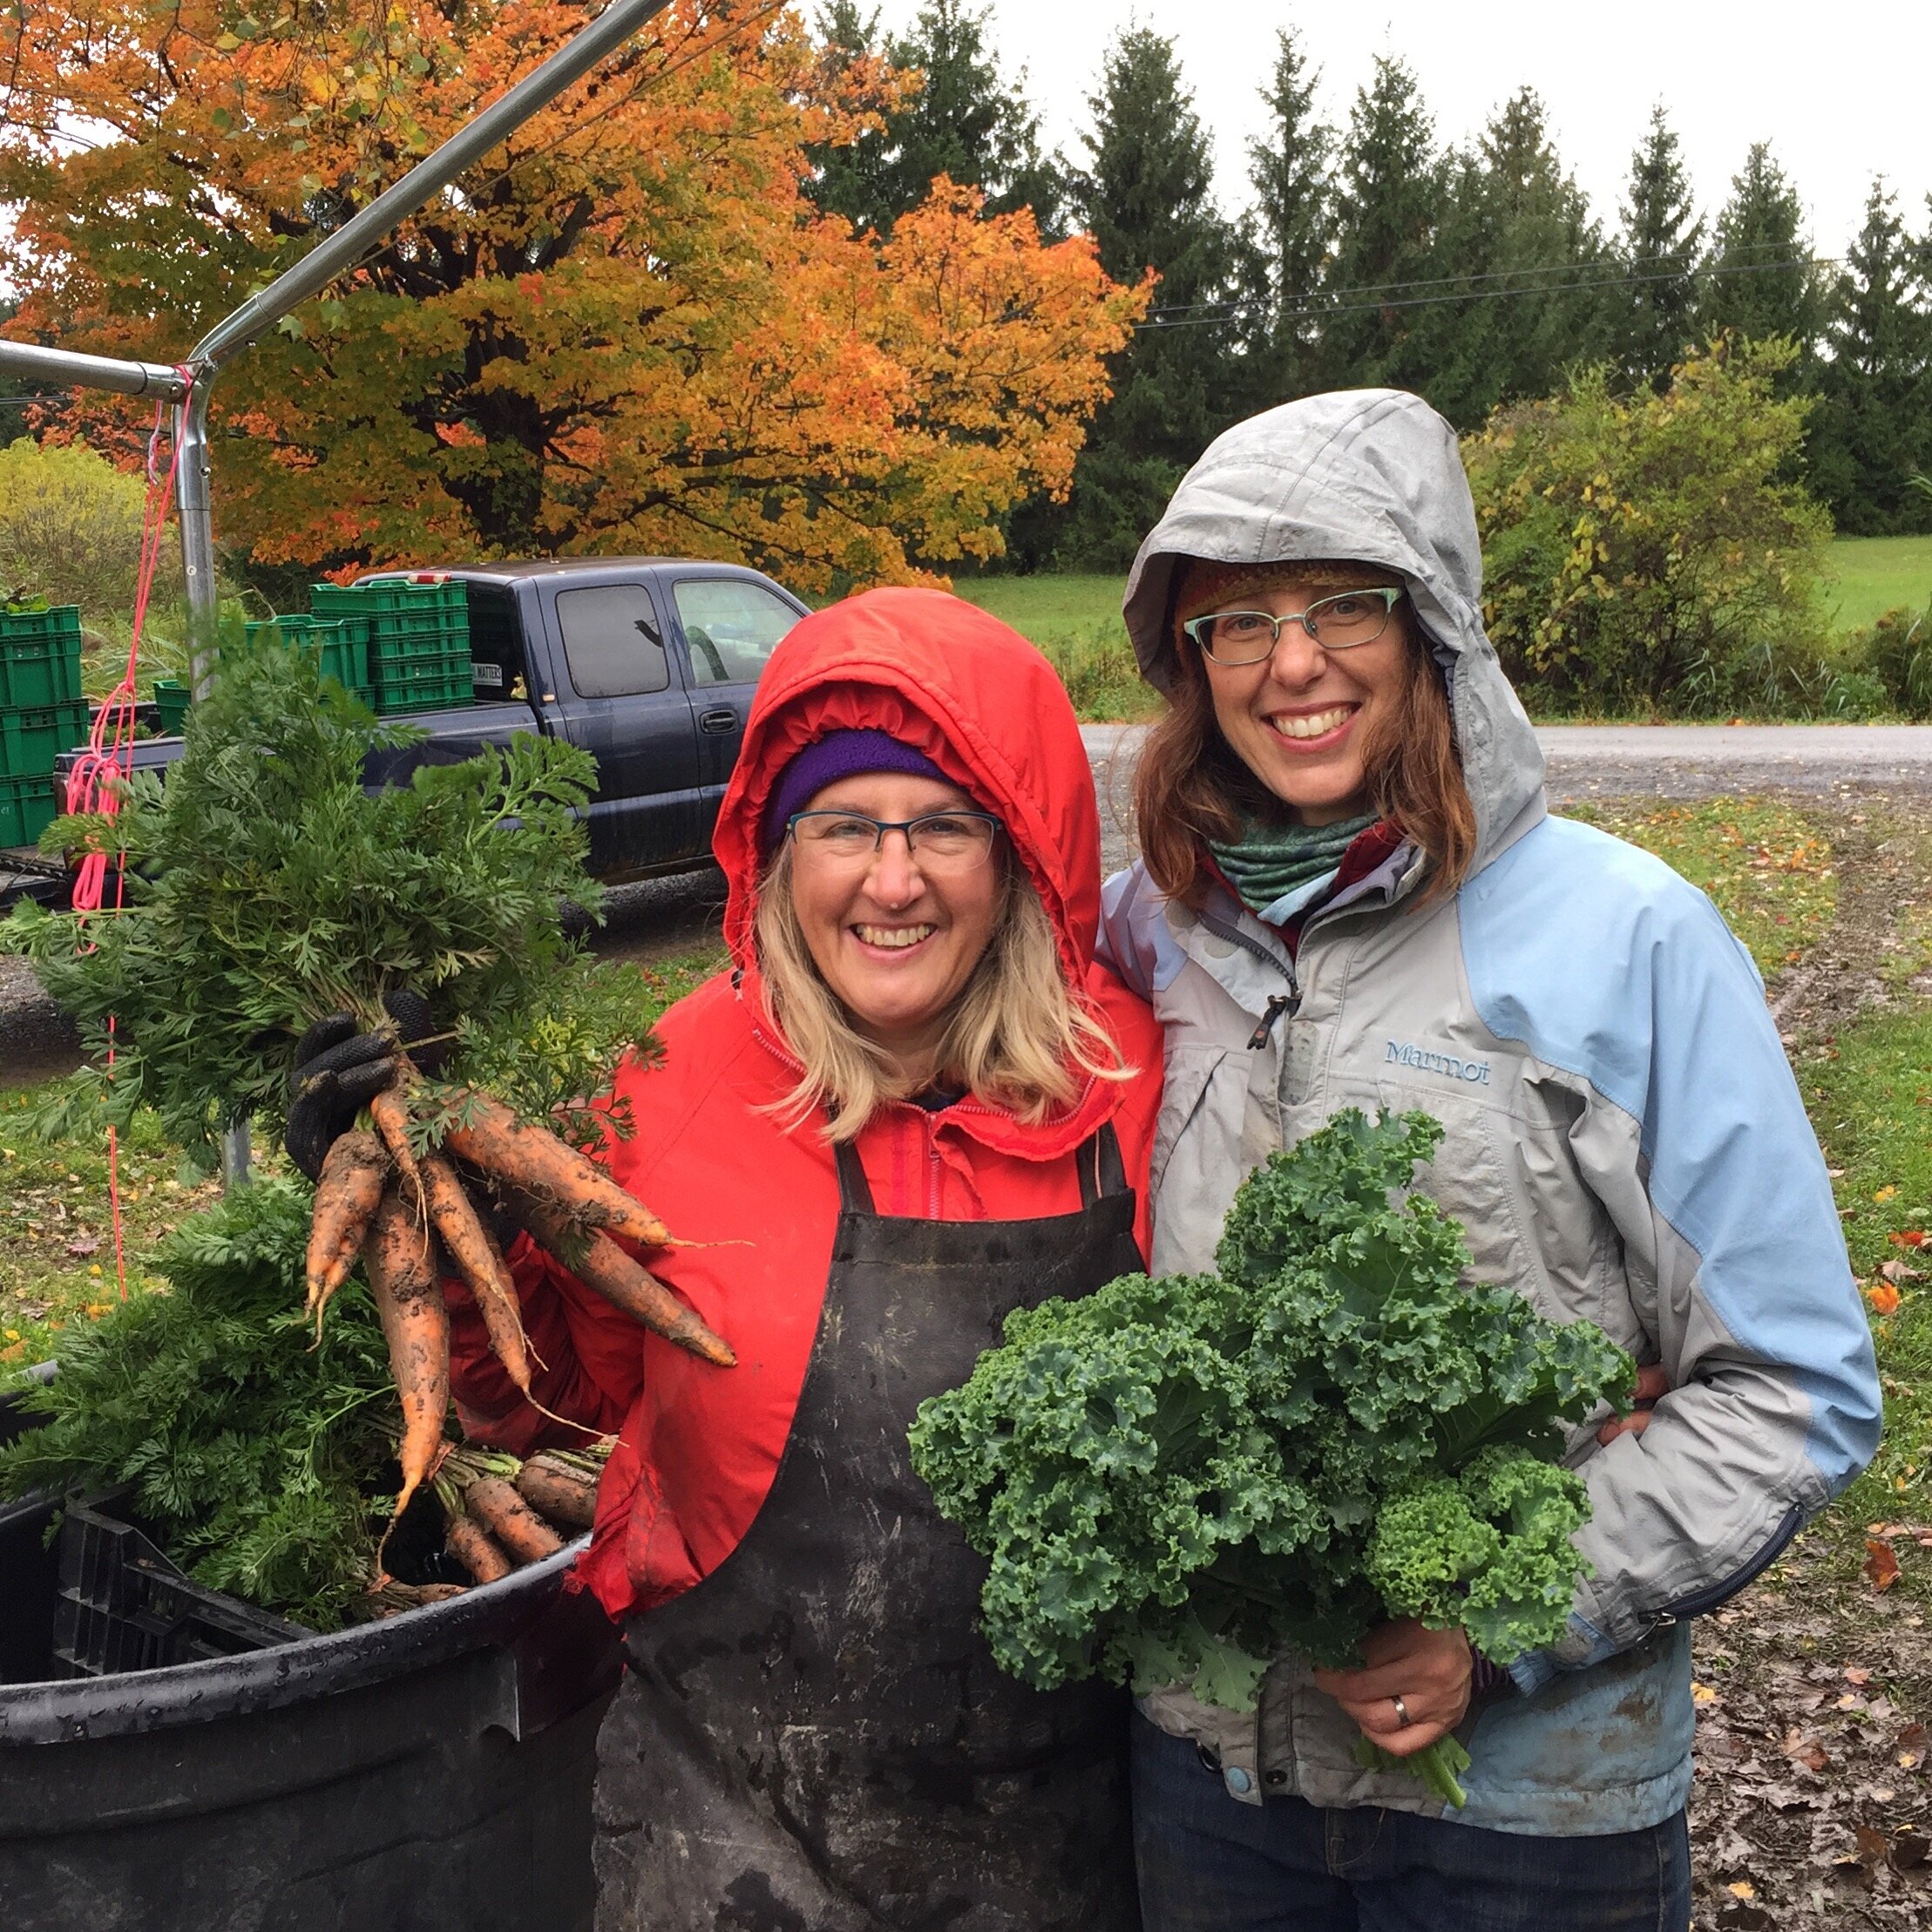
top-left (1615, 105), bottom-right (1705, 387)
top-left (1320, 57), bottom-right (1445, 391)
top-left (808, 3), bottom-right (898, 233)
top-left (1240, 26), bottom-right (1332, 406)
top-left (1698, 142), bottom-right (1824, 363)
top-left (1023, 26), bottom-right (1242, 569)
top-left (1413, 89), bottom-right (1610, 426)
top-left (806, 0), bottom-right (1063, 236)
top-left (1808, 181), bottom-right (1932, 535)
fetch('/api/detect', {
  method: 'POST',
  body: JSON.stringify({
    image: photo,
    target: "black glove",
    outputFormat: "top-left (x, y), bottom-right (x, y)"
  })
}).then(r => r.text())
top-left (284, 988), bottom-right (449, 1183)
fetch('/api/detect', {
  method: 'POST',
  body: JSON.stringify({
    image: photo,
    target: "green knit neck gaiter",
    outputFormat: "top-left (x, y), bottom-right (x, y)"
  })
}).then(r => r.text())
top-left (1207, 811), bottom-right (1378, 920)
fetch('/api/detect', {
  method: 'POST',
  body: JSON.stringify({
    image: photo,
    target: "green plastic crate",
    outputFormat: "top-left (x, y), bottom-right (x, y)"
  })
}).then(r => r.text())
top-left (0, 600), bottom-right (83, 647)
top-left (246, 614), bottom-right (373, 703)
top-left (370, 649), bottom-right (475, 715)
top-left (0, 700), bottom-right (92, 779)
top-left (153, 679), bottom-right (191, 735)
top-left (0, 602), bottom-right (85, 709)
top-left (311, 580), bottom-right (469, 660)
top-left (0, 770), bottom-right (58, 849)
top-left (311, 578), bottom-right (467, 621)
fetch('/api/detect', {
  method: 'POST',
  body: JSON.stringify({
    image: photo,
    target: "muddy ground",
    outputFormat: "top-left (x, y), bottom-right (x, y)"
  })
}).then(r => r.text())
top-left (1684, 789), bottom-right (1930, 1931)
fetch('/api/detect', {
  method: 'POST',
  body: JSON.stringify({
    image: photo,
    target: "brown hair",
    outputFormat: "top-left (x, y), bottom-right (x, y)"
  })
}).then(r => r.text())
top-left (1135, 559), bottom-right (1478, 904)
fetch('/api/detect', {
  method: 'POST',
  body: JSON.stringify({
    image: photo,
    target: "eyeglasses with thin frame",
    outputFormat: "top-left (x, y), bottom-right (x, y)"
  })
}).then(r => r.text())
top-left (1181, 586), bottom-right (1404, 665)
top-left (786, 808), bottom-right (1003, 871)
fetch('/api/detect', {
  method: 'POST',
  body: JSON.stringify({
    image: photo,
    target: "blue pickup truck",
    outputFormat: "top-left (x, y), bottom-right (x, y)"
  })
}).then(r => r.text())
top-left (19, 557), bottom-right (808, 901)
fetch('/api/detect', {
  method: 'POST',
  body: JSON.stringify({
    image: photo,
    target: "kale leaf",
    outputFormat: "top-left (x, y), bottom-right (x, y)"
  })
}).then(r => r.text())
top-left (909, 1108), bottom-right (1634, 1794)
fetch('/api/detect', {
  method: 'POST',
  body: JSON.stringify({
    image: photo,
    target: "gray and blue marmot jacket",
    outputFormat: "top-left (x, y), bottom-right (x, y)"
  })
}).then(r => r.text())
top-left (1102, 389), bottom-right (1882, 1835)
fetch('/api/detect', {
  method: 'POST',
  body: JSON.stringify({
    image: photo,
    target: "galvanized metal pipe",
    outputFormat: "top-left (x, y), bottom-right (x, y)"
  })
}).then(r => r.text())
top-left (0, 339), bottom-right (191, 402)
top-left (186, 0), bottom-right (671, 372)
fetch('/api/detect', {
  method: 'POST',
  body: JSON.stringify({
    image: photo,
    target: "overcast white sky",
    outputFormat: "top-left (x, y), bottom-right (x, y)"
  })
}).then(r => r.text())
top-left (864, 0), bottom-right (1932, 261)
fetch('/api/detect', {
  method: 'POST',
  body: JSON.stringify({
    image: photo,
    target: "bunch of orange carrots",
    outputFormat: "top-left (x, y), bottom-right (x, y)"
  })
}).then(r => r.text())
top-left (303, 1062), bottom-right (734, 1518)
top-left (356, 1445), bottom-right (608, 1617)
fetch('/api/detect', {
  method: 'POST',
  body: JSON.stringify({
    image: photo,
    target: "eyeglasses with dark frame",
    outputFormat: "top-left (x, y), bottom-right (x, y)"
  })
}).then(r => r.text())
top-left (1181, 586), bottom-right (1404, 665)
top-left (786, 808), bottom-right (1004, 871)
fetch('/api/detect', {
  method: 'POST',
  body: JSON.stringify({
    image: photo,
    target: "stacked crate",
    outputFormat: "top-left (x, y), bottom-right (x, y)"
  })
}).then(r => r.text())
top-left (308, 578), bottom-right (473, 715)
top-left (244, 612), bottom-right (374, 708)
top-left (153, 678), bottom-right (192, 734)
top-left (0, 601), bottom-right (87, 848)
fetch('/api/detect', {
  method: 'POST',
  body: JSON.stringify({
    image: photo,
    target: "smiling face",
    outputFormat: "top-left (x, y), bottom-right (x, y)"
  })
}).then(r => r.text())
top-left (784, 772), bottom-right (1005, 1079)
top-left (1190, 579), bottom-right (1413, 825)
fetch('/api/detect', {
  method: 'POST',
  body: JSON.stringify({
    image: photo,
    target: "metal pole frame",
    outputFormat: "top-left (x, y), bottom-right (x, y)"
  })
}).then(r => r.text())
top-left (0, 0), bottom-right (672, 688)
top-left (0, 0), bottom-right (675, 1184)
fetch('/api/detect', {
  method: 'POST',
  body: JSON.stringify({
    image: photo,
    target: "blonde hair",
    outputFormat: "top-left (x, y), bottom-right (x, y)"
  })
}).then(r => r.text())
top-left (752, 840), bottom-right (1131, 1142)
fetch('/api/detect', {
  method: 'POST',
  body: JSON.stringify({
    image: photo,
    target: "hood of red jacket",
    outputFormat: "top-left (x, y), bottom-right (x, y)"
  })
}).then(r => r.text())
top-left (710, 587), bottom-right (1124, 1163)
top-left (716, 587), bottom-right (1102, 991)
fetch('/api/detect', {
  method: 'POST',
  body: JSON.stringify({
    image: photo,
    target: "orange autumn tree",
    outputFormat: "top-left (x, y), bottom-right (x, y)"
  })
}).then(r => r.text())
top-left (0, 1), bottom-right (1147, 587)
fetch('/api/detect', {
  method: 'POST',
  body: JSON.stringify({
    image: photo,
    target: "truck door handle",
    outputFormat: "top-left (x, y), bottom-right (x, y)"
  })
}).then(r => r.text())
top-left (699, 708), bottom-right (738, 734)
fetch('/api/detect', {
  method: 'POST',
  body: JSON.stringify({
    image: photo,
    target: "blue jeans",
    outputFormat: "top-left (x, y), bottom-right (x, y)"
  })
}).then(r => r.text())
top-left (1132, 1715), bottom-right (1691, 1932)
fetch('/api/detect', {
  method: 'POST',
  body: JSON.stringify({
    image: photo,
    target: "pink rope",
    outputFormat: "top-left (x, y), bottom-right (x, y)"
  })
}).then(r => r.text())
top-left (63, 370), bottom-right (193, 1295)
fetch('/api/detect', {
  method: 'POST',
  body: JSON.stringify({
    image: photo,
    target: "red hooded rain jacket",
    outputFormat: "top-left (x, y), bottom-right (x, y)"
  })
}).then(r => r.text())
top-left (445, 588), bottom-right (1164, 1624)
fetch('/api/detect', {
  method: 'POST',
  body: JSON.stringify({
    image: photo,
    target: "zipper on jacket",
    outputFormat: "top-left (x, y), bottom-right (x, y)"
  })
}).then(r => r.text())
top-left (1192, 904), bottom-right (1300, 1048)
top-left (1247, 993), bottom-right (1298, 1049)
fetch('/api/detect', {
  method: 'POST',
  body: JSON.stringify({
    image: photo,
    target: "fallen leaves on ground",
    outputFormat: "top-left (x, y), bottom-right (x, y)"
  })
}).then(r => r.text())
top-left (1691, 1551), bottom-right (1931, 1930)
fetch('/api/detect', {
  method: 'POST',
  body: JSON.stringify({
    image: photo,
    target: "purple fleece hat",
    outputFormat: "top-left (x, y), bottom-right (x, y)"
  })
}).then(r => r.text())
top-left (761, 728), bottom-right (956, 851)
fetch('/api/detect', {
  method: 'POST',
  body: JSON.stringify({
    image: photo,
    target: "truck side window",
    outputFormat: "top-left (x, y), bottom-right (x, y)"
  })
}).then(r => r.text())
top-left (672, 580), bottom-right (797, 688)
top-left (556, 586), bottom-right (671, 698)
top-left (464, 583), bottom-right (525, 698)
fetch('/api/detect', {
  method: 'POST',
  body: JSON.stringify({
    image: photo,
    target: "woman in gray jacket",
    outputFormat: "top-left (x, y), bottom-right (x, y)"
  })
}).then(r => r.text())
top-left (1100, 389), bottom-right (1882, 1929)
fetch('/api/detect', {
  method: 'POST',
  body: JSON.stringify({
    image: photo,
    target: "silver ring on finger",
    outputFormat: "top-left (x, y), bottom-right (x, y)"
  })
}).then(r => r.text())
top-left (1391, 1693), bottom-right (1413, 1729)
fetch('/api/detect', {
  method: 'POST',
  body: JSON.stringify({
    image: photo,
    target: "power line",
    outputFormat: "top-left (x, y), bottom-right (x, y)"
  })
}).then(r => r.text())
top-left (1135, 252), bottom-right (1841, 331)
top-left (1139, 241), bottom-right (1829, 320)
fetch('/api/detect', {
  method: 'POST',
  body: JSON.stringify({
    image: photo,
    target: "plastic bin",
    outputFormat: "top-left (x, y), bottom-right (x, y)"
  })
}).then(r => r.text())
top-left (0, 604), bottom-right (84, 711)
top-left (0, 771), bottom-right (57, 848)
top-left (245, 614), bottom-right (373, 704)
top-left (153, 678), bottom-right (191, 735)
top-left (372, 646), bottom-right (476, 715)
top-left (0, 702), bottom-right (92, 780)
top-left (0, 1375), bottom-right (621, 1932)
top-left (312, 580), bottom-right (469, 656)
top-left (51, 1495), bottom-right (310, 1678)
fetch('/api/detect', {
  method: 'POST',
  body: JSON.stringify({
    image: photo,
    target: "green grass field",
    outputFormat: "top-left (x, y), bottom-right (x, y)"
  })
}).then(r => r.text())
top-left (959, 536), bottom-right (1932, 652)
top-left (1821, 533), bottom-right (1932, 633)
top-left (954, 537), bottom-right (1932, 724)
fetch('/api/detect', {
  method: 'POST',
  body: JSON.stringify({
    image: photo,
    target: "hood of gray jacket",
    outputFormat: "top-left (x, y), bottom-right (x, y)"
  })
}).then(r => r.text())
top-left (1122, 388), bottom-right (1546, 868)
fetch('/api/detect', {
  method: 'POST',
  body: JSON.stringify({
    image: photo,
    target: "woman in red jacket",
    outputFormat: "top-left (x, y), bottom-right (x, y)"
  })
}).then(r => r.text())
top-left (447, 588), bottom-right (1162, 1929)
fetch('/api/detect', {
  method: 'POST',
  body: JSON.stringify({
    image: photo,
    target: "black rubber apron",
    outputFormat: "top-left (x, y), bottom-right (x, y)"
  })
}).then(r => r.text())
top-left (594, 1125), bottom-right (1144, 1932)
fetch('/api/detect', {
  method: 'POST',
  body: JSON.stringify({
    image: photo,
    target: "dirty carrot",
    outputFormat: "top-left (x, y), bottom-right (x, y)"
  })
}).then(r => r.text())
top-left (504, 1183), bottom-right (736, 1367)
top-left (442, 1090), bottom-right (673, 1248)
top-left (420, 1152), bottom-right (534, 1392)
top-left (363, 1183), bottom-right (450, 1518)
top-left (517, 1455), bottom-right (600, 1531)
top-left (305, 1130), bottom-right (391, 1331)
top-left (464, 1475), bottom-right (566, 1564)
top-left (445, 1513), bottom-right (514, 1584)
top-left (369, 1084), bottom-right (425, 1210)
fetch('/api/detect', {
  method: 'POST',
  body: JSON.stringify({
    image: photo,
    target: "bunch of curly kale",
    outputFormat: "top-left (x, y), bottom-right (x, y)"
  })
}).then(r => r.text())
top-left (908, 1108), bottom-right (1633, 1805)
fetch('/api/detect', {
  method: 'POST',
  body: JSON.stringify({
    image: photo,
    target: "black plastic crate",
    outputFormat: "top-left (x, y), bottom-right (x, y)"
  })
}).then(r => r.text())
top-left (50, 1494), bottom-right (309, 1679)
